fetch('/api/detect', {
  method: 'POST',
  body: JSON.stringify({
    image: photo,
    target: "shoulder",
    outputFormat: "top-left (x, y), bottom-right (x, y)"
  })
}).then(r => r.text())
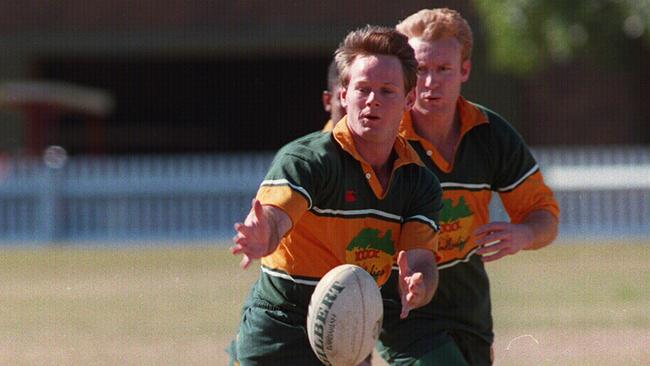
top-left (275, 131), bottom-right (338, 162)
top-left (470, 102), bottom-right (527, 143)
top-left (270, 131), bottom-right (343, 178)
top-left (401, 162), bottom-right (442, 193)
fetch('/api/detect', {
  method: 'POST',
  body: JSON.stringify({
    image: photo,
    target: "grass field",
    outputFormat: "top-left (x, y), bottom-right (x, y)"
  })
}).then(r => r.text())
top-left (1, 241), bottom-right (648, 365)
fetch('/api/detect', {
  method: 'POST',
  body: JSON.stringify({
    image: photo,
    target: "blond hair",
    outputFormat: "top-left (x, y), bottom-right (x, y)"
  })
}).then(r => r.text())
top-left (396, 8), bottom-right (473, 61)
top-left (334, 25), bottom-right (417, 93)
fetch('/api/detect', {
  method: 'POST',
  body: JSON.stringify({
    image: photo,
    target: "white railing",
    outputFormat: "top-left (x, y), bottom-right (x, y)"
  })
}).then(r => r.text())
top-left (0, 153), bottom-right (274, 242)
top-left (0, 146), bottom-right (648, 243)
top-left (490, 146), bottom-right (650, 240)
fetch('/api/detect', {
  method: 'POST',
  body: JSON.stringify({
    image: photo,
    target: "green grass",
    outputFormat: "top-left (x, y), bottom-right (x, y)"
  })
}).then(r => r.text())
top-left (489, 241), bottom-right (650, 365)
top-left (0, 245), bottom-right (258, 366)
top-left (0, 241), bottom-right (648, 365)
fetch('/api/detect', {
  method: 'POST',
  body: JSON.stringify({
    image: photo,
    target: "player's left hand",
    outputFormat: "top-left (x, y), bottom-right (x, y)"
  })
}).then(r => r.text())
top-left (397, 250), bottom-right (426, 319)
top-left (474, 221), bottom-right (534, 262)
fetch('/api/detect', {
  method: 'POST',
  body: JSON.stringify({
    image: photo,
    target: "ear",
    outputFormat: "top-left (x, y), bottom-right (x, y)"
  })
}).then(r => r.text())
top-left (460, 59), bottom-right (471, 83)
top-left (340, 87), bottom-right (349, 109)
top-left (322, 91), bottom-right (332, 112)
top-left (404, 88), bottom-right (416, 111)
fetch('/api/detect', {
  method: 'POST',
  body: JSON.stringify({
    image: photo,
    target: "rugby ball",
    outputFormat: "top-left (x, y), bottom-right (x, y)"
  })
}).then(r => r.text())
top-left (306, 264), bottom-right (383, 366)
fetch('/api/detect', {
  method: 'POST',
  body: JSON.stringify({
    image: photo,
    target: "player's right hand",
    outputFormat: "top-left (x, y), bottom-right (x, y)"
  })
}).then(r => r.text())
top-left (231, 199), bottom-right (273, 269)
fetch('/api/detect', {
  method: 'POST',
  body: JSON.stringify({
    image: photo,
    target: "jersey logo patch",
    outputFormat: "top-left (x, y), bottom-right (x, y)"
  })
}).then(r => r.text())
top-left (345, 228), bottom-right (395, 286)
top-left (345, 190), bottom-right (357, 202)
top-left (438, 197), bottom-right (475, 263)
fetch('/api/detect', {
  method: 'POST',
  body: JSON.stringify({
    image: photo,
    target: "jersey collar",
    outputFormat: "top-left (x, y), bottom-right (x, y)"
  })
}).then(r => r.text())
top-left (399, 96), bottom-right (488, 140)
top-left (333, 116), bottom-right (423, 168)
top-left (333, 116), bottom-right (424, 198)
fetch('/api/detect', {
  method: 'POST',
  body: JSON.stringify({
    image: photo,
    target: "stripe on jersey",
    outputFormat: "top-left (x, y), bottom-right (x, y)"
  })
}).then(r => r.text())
top-left (405, 214), bottom-right (439, 231)
top-left (441, 182), bottom-right (492, 191)
top-left (311, 206), bottom-right (403, 223)
top-left (391, 247), bottom-right (480, 272)
top-left (437, 247), bottom-right (480, 270)
top-left (261, 266), bottom-right (319, 286)
top-left (260, 179), bottom-right (313, 208)
top-left (497, 165), bottom-right (539, 193)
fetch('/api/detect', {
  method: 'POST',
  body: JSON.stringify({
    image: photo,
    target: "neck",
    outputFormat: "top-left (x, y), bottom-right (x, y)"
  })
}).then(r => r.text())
top-left (411, 106), bottom-right (458, 146)
top-left (352, 135), bottom-right (395, 170)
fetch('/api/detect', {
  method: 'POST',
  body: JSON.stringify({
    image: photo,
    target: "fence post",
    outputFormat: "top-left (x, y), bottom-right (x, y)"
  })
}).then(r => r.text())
top-left (37, 166), bottom-right (56, 241)
top-left (37, 146), bottom-right (68, 242)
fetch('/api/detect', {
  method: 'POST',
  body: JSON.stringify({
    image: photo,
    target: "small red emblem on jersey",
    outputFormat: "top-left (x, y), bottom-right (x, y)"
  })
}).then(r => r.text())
top-left (435, 251), bottom-right (442, 264)
top-left (345, 190), bottom-right (357, 202)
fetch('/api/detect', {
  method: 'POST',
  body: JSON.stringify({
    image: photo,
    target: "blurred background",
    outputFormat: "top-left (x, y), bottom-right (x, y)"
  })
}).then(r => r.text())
top-left (0, 0), bottom-right (648, 242)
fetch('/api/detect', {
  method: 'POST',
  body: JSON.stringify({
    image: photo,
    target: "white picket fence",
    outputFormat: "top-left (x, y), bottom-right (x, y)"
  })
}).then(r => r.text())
top-left (0, 153), bottom-right (273, 242)
top-left (0, 146), bottom-right (648, 243)
top-left (491, 146), bottom-right (650, 240)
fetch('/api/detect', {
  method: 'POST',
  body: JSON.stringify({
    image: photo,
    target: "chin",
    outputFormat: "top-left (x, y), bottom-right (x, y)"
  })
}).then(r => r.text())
top-left (418, 101), bottom-right (445, 112)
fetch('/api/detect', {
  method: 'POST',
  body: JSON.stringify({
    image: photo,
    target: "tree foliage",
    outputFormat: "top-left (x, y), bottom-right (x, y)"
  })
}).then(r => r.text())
top-left (473, 0), bottom-right (650, 75)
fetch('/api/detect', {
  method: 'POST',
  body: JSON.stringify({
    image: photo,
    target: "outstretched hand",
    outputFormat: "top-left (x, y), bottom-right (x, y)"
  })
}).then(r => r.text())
top-left (397, 250), bottom-right (426, 319)
top-left (474, 221), bottom-right (534, 262)
top-left (231, 199), bottom-right (280, 269)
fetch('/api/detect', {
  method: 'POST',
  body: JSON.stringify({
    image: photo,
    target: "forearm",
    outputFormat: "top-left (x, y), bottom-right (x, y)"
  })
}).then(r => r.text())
top-left (263, 205), bottom-right (292, 253)
top-left (522, 210), bottom-right (559, 250)
top-left (241, 203), bottom-right (292, 256)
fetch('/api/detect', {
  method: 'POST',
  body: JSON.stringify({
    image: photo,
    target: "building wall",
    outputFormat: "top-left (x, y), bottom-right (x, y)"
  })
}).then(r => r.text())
top-left (0, 1), bottom-right (646, 155)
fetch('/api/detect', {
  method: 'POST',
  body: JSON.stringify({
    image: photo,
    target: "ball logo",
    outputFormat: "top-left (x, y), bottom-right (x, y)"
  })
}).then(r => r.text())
top-left (311, 281), bottom-right (345, 364)
top-left (307, 265), bottom-right (383, 366)
top-left (345, 228), bottom-right (395, 286)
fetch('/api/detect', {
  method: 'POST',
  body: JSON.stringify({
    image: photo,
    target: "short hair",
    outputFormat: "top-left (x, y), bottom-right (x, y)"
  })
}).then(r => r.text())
top-left (396, 8), bottom-right (473, 62)
top-left (326, 59), bottom-right (339, 93)
top-left (334, 25), bottom-right (417, 93)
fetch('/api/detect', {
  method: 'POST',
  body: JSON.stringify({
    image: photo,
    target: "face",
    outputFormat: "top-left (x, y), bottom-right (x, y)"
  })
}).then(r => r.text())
top-left (322, 87), bottom-right (346, 124)
top-left (340, 54), bottom-right (415, 145)
top-left (409, 37), bottom-right (471, 116)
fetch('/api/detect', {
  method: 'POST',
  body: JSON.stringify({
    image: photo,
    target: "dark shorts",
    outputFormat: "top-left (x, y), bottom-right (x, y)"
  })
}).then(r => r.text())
top-left (377, 300), bottom-right (492, 365)
top-left (448, 329), bottom-right (493, 366)
top-left (235, 298), bottom-right (322, 366)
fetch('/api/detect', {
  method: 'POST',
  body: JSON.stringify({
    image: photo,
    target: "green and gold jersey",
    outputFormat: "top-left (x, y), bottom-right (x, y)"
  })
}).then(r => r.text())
top-left (321, 119), bottom-right (335, 132)
top-left (386, 97), bottom-right (560, 343)
top-left (254, 119), bottom-right (442, 311)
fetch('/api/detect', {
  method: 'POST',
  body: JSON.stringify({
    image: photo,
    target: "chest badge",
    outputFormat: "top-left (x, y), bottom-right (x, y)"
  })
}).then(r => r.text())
top-left (345, 228), bottom-right (395, 286)
top-left (345, 190), bottom-right (357, 203)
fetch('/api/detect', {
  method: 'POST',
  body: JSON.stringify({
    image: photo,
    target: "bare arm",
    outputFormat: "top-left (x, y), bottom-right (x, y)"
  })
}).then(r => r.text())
top-left (475, 209), bottom-right (559, 262)
top-left (520, 210), bottom-right (559, 250)
top-left (231, 198), bottom-right (292, 269)
top-left (397, 248), bottom-right (438, 319)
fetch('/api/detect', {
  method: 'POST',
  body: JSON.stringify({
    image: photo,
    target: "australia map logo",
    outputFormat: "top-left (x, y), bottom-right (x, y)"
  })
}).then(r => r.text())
top-left (345, 228), bottom-right (395, 286)
top-left (438, 196), bottom-right (474, 259)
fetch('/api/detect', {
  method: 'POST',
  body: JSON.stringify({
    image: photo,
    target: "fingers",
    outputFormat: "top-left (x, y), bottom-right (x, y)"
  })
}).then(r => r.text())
top-left (408, 272), bottom-right (423, 292)
top-left (481, 250), bottom-right (509, 263)
top-left (476, 240), bottom-right (505, 255)
top-left (477, 240), bottom-right (514, 262)
top-left (398, 251), bottom-right (427, 319)
top-left (474, 229), bottom-right (505, 247)
top-left (473, 221), bottom-right (507, 236)
top-left (240, 254), bottom-right (252, 269)
top-left (232, 202), bottom-right (264, 269)
top-left (474, 222), bottom-right (511, 247)
top-left (397, 251), bottom-right (411, 319)
top-left (400, 274), bottom-right (424, 319)
top-left (397, 250), bottom-right (409, 275)
top-left (400, 299), bottom-right (411, 319)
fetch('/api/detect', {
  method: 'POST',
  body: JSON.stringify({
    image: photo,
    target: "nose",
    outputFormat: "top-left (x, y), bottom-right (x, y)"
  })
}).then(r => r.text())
top-left (365, 91), bottom-right (380, 106)
top-left (423, 70), bottom-right (438, 88)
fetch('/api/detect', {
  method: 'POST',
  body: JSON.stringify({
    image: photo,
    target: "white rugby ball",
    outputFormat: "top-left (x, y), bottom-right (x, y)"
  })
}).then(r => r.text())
top-left (306, 264), bottom-right (383, 366)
